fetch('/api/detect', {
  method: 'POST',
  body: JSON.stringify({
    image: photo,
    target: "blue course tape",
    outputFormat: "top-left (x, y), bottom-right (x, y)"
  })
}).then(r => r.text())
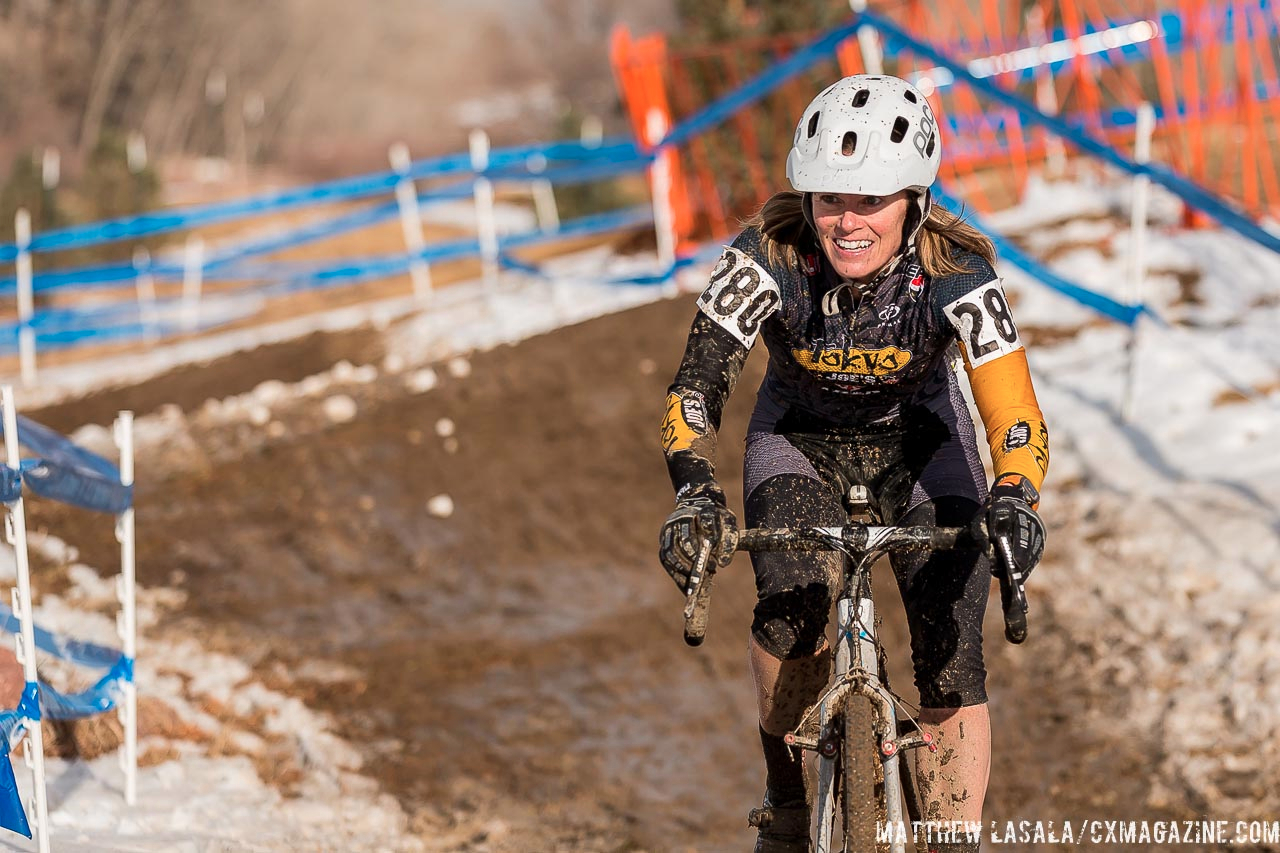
top-left (0, 155), bottom-right (653, 298)
top-left (0, 138), bottom-right (641, 261)
top-left (933, 186), bottom-right (1143, 325)
top-left (857, 8), bottom-right (1280, 256)
top-left (888, 11), bottom-right (1181, 90)
top-left (0, 466), bottom-right (17, 503)
top-left (204, 159), bottom-right (653, 285)
top-left (0, 317), bottom-right (205, 355)
top-left (498, 234), bottom-right (768, 287)
top-left (662, 20), bottom-right (861, 150)
top-left (0, 659), bottom-right (132, 835)
top-left (39, 657), bottom-right (132, 720)
top-left (0, 195), bottom-right (441, 296)
top-left (201, 198), bottom-right (404, 272)
top-left (0, 727), bottom-right (30, 837)
top-left (0, 603), bottom-right (124, 670)
top-left (498, 254), bottom-right (689, 286)
top-left (12, 415), bottom-right (122, 482)
top-left (0, 415), bottom-right (133, 513)
top-left (18, 456), bottom-right (134, 514)
top-left (214, 206), bottom-right (656, 296)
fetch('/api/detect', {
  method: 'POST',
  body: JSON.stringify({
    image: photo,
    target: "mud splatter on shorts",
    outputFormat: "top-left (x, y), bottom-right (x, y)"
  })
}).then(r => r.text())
top-left (743, 387), bottom-right (990, 708)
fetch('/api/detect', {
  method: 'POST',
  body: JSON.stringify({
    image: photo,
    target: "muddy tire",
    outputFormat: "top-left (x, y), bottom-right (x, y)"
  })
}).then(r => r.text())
top-left (841, 695), bottom-right (888, 852)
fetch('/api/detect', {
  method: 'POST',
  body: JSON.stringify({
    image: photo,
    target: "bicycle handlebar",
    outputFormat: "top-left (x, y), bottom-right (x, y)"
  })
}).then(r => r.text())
top-left (737, 524), bottom-right (970, 553)
top-left (682, 521), bottom-right (1030, 647)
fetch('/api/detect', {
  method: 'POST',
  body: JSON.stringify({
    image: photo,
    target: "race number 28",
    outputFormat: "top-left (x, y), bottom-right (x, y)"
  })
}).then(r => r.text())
top-left (943, 280), bottom-right (1022, 368)
top-left (698, 247), bottom-right (781, 348)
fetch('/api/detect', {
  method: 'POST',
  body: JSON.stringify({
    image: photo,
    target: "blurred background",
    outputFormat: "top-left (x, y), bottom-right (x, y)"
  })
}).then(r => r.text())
top-left (0, 1), bottom-right (1279, 851)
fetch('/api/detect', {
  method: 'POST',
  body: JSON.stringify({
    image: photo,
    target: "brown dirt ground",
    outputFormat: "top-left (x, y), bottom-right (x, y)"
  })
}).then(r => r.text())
top-left (22, 294), bottom-right (1210, 852)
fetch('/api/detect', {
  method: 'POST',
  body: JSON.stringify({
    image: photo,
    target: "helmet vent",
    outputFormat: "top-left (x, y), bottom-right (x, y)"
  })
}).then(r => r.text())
top-left (925, 133), bottom-right (937, 157)
top-left (841, 132), bottom-right (858, 156)
top-left (890, 116), bottom-right (910, 143)
top-left (807, 111), bottom-right (821, 139)
top-left (852, 89), bottom-right (870, 108)
top-left (903, 90), bottom-right (918, 103)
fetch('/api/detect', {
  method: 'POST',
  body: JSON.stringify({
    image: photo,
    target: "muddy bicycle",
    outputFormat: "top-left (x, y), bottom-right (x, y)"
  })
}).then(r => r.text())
top-left (681, 486), bottom-right (1030, 853)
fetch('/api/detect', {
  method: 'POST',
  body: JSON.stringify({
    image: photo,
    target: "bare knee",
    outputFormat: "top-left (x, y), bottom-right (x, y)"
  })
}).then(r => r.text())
top-left (749, 636), bottom-right (831, 736)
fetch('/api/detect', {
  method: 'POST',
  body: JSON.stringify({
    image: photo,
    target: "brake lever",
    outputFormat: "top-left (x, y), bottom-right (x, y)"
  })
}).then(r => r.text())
top-left (994, 532), bottom-right (1029, 645)
top-left (682, 539), bottom-right (715, 647)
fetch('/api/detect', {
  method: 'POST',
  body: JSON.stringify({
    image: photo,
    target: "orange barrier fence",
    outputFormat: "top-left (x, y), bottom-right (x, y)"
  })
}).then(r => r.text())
top-left (611, 0), bottom-right (1280, 243)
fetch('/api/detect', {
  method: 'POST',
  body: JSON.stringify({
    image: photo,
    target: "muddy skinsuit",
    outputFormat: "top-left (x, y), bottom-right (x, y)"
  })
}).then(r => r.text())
top-left (661, 225), bottom-right (1048, 849)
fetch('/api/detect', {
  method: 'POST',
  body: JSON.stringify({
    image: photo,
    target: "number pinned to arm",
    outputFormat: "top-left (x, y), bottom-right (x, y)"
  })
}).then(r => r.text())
top-left (697, 248), bottom-right (782, 348)
top-left (942, 280), bottom-right (1023, 369)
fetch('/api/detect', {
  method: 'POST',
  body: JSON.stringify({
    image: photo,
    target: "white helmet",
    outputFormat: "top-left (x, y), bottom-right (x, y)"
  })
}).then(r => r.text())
top-left (786, 75), bottom-right (941, 231)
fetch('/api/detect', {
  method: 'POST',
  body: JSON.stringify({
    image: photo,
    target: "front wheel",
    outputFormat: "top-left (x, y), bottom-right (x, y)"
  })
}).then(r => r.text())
top-left (841, 695), bottom-right (888, 852)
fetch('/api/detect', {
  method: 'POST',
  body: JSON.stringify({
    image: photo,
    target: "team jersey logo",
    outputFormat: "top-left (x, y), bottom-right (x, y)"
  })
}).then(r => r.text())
top-left (992, 419), bottom-right (1050, 480)
top-left (942, 279), bottom-right (1023, 369)
top-left (698, 247), bottom-right (782, 348)
top-left (681, 394), bottom-right (708, 432)
top-left (791, 345), bottom-right (912, 378)
top-left (661, 390), bottom-right (709, 454)
top-left (1004, 421), bottom-right (1031, 451)
top-left (907, 263), bottom-right (925, 296)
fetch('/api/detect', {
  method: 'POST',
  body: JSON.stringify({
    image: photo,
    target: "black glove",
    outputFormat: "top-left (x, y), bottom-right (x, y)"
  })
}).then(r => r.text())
top-left (987, 477), bottom-right (1045, 580)
top-left (659, 484), bottom-right (739, 594)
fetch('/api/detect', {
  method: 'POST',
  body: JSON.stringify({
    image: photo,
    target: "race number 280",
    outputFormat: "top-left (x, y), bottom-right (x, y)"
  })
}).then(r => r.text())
top-left (698, 248), bottom-right (781, 348)
top-left (943, 280), bottom-right (1022, 368)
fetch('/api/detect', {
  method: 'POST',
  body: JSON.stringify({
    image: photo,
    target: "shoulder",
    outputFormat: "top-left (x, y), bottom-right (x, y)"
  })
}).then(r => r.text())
top-left (697, 227), bottom-right (788, 347)
top-left (727, 226), bottom-right (789, 277)
top-left (702, 226), bottom-right (791, 298)
top-left (929, 249), bottom-right (998, 306)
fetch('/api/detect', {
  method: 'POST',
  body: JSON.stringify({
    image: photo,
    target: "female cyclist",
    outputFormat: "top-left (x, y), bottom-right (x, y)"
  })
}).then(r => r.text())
top-left (658, 75), bottom-right (1048, 853)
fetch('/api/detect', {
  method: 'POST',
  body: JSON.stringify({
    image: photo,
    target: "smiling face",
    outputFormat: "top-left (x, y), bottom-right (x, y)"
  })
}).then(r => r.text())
top-left (811, 190), bottom-right (912, 283)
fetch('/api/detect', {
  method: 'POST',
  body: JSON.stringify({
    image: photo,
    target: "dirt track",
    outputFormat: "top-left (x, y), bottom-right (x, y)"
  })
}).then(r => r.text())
top-left (27, 294), bottom-right (1205, 851)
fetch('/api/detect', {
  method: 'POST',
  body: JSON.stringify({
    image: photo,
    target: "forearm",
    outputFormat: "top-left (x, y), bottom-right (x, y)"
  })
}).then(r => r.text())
top-left (662, 313), bottom-right (749, 499)
top-left (967, 349), bottom-right (1049, 500)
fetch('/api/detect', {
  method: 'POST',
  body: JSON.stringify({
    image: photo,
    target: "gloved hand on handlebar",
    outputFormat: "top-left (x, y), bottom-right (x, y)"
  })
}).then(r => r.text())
top-left (987, 475), bottom-right (1046, 580)
top-left (659, 482), bottom-right (739, 594)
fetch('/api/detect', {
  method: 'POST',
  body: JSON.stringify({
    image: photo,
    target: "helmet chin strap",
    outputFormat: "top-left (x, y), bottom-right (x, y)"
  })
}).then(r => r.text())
top-left (803, 189), bottom-right (930, 299)
top-left (906, 188), bottom-right (932, 250)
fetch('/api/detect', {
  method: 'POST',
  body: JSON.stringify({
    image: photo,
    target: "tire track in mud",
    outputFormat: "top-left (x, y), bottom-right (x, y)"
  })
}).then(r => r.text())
top-left (26, 296), bottom-right (1221, 851)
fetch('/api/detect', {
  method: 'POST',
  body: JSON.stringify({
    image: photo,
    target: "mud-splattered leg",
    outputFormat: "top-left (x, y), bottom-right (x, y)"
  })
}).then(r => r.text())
top-left (748, 636), bottom-right (830, 852)
top-left (912, 703), bottom-right (989, 853)
top-left (749, 635), bottom-right (831, 796)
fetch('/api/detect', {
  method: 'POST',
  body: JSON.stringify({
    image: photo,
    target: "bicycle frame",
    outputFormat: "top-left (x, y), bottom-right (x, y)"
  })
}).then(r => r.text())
top-left (681, 509), bottom-right (1028, 851)
top-left (811, 545), bottom-right (919, 853)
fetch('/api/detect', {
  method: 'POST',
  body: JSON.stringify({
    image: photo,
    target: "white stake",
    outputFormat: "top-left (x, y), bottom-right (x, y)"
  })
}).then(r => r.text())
top-left (126, 132), bottom-right (147, 174)
top-left (646, 110), bottom-right (677, 271)
top-left (2, 386), bottom-right (51, 853)
top-left (580, 115), bottom-right (604, 149)
top-left (181, 235), bottom-right (205, 331)
top-left (1026, 4), bottom-right (1066, 177)
top-left (14, 210), bottom-right (36, 388)
top-left (132, 247), bottom-right (160, 343)
top-left (114, 411), bottom-right (138, 806)
top-left (523, 152), bottom-right (560, 233)
top-left (848, 0), bottom-right (885, 75)
top-left (470, 129), bottom-right (501, 296)
top-left (40, 149), bottom-right (59, 191)
top-left (389, 143), bottom-right (433, 302)
top-left (1122, 102), bottom-right (1156, 423)
top-left (531, 181), bottom-right (560, 234)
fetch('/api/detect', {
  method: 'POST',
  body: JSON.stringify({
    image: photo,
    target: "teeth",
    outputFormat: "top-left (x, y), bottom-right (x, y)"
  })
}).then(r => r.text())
top-left (835, 238), bottom-right (872, 251)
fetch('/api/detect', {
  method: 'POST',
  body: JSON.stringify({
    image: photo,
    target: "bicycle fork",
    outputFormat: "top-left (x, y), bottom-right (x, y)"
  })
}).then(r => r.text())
top-left (808, 594), bottom-right (934, 853)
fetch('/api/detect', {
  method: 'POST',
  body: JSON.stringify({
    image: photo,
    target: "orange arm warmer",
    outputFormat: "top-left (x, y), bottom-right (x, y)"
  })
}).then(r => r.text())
top-left (966, 349), bottom-right (1049, 499)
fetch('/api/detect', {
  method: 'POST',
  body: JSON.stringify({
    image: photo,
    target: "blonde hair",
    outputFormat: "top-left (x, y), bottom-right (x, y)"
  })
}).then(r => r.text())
top-left (742, 190), bottom-right (995, 278)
